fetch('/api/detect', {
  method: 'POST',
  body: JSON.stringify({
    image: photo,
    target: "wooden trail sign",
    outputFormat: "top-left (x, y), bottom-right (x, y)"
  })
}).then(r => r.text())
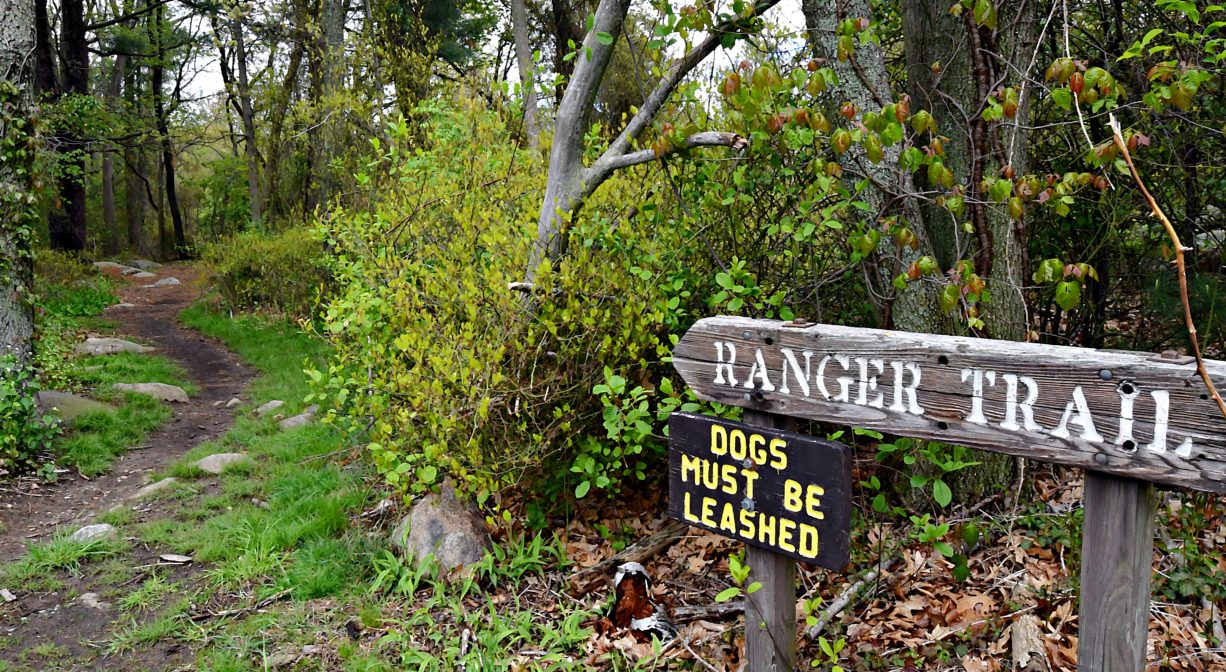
top-left (669, 316), bottom-right (1226, 672)
top-left (667, 413), bottom-right (852, 570)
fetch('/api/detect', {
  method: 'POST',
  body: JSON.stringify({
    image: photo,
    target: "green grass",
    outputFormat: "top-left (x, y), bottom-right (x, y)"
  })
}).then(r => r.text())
top-left (55, 392), bottom-right (172, 476)
top-left (2, 533), bottom-right (126, 581)
top-left (74, 351), bottom-right (198, 395)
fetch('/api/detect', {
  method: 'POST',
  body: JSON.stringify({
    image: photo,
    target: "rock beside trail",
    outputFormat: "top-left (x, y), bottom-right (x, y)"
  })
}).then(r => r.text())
top-left (391, 486), bottom-right (490, 572)
top-left (129, 259), bottom-right (161, 270)
top-left (75, 337), bottom-right (155, 355)
top-left (119, 266), bottom-right (143, 276)
top-left (36, 391), bottom-right (115, 424)
top-left (254, 400), bottom-right (284, 417)
top-left (130, 478), bottom-right (180, 500)
top-left (69, 524), bottom-right (116, 543)
top-left (225, 397), bottom-right (242, 408)
top-left (104, 303), bottom-right (137, 312)
top-left (92, 261), bottom-right (126, 270)
top-left (142, 277), bottom-right (180, 288)
top-left (279, 405), bottom-right (318, 429)
top-left (131, 271), bottom-right (157, 279)
top-left (112, 382), bottom-right (189, 403)
top-left (78, 593), bottom-right (109, 610)
top-left (192, 452), bottom-right (251, 475)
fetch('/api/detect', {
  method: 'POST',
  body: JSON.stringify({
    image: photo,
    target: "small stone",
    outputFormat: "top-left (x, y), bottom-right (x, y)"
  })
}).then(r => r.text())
top-left (128, 259), bottom-right (161, 270)
top-left (119, 266), bottom-right (143, 276)
top-left (225, 397), bottom-right (241, 408)
top-left (36, 391), bottom-right (115, 425)
top-left (279, 409), bottom-right (316, 430)
top-left (69, 523), bottom-right (116, 543)
top-left (130, 478), bottom-right (179, 500)
top-left (131, 271), bottom-right (157, 279)
top-left (79, 592), bottom-right (109, 610)
top-left (391, 485), bottom-right (490, 573)
top-left (141, 276), bottom-right (180, 288)
top-left (92, 261), bottom-right (126, 270)
top-left (0, 589), bottom-right (15, 603)
top-left (212, 400), bottom-right (224, 407)
top-left (191, 452), bottom-right (251, 475)
top-left (159, 554), bottom-right (192, 564)
top-left (104, 302), bottom-right (137, 311)
top-left (254, 400), bottom-right (285, 417)
top-left (112, 382), bottom-right (189, 403)
top-left (300, 645), bottom-right (321, 656)
top-left (75, 337), bottom-right (155, 355)
top-left (265, 652), bottom-right (297, 669)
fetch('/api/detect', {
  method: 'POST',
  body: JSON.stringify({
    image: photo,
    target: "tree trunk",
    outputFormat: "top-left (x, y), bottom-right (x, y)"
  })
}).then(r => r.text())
top-left (102, 54), bottom-right (126, 254)
top-left (264, 12), bottom-right (305, 219)
top-left (230, 7), bottom-right (263, 227)
top-left (512, 0), bottom-right (540, 151)
top-left (150, 2), bottom-right (186, 256)
top-left (0, 0), bottom-right (37, 363)
top-left (313, 0), bottom-right (347, 208)
top-left (49, 0), bottom-right (89, 252)
top-left (33, 0), bottom-right (57, 96)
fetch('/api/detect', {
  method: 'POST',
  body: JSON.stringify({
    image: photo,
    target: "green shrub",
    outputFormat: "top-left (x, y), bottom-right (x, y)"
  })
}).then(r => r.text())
top-left (0, 356), bottom-right (62, 476)
top-left (202, 228), bottom-right (330, 320)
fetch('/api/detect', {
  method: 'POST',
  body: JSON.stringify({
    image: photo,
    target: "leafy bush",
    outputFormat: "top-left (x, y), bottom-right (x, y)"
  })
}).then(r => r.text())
top-left (202, 228), bottom-right (330, 320)
top-left (0, 356), bottom-right (62, 476)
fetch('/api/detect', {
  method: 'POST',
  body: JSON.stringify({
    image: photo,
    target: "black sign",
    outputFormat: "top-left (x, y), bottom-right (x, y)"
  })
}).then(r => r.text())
top-left (667, 413), bottom-right (852, 570)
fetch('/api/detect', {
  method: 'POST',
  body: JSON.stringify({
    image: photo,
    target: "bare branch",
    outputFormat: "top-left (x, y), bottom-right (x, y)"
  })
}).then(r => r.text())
top-left (599, 131), bottom-right (747, 172)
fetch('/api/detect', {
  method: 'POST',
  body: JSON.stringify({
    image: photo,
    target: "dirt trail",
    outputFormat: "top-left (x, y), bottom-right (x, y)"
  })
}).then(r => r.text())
top-left (0, 263), bottom-right (253, 562)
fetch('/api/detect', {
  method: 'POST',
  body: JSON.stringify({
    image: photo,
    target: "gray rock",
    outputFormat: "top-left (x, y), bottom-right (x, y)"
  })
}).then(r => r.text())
top-left (36, 391), bottom-right (115, 424)
top-left (391, 486), bottom-right (490, 572)
top-left (254, 400), bottom-right (285, 417)
top-left (128, 259), bottom-right (161, 270)
top-left (141, 277), bottom-right (180, 288)
top-left (92, 261), bottom-right (126, 270)
top-left (225, 397), bottom-right (242, 408)
top-left (130, 478), bottom-right (179, 500)
top-left (75, 337), bottom-right (155, 355)
top-left (112, 382), bottom-right (189, 403)
top-left (78, 592), bottom-right (109, 610)
top-left (119, 266), bottom-right (143, 276)
top-left (69, 523), bottom-right (116, 543)
top-left (0, 588), bottom-right (15, 603)
top-left (192, 452), bottom-right (251, 475)
top-left (279, 406), bottom-right (318, 430)
top-left (131, 271), bottom-right (157, 279)
top-left (104, 302), bottom-right (137, 311)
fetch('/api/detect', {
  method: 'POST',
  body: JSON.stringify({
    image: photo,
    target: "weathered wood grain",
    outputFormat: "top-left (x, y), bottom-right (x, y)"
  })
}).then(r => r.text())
top-left (673, 317), bottom-right (1226, 493)
top-left (1078, 472), bottom-right (1155, 672)
top-left (742, 410), bottom-right (797, 672)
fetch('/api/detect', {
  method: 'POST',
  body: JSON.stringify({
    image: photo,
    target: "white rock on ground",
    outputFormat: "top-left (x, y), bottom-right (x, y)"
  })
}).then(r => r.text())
top-left (119, 266), bottom-right (143, 275)
top-left (112, 382), bottom-right (189, 403)
top-left (104, 303), bottom-right (137, 312)
top-left (130, 478), bottom-right (180, 500)
top-left (129, 259), bottom-right (161, 270)
top-left (279, 405), bottom-right (318, 429)
top-left (192, 453), bottom-right (251, 475)
top-left (35, 391), bottom-right (115, 425)
top-left (225, 397), bottom-right (241, 408)
top-left (391, 486), bottom-right (490, 572)
top-left (141, 276), bottom-right (180, 288)
top-left (69, 523), bottom-right (116, 543)
top-left (78, 593), bottom-right (109, 610)
top-left (76, 337), bottom-right (155, 355)
top-left (254, 400), bottom-right (284, 417)
top-left (131, 271), bottom-right (157, 279)
top-left (92, 261), bottom-right (125, 270)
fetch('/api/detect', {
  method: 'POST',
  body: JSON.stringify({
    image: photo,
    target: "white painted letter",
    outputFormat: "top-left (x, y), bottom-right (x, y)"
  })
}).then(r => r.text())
top-left (1114, 383), bottom-right (1140, 448)
top-left (778, 348), bottom-right (813, 397)
top-left (1144, 390), bottom-right (1194, 458)
top-left (888, 361), bottom-right (925, 416)
top-left (833, 355), bottom-right (853, 402)
top-left (714, 341), bottom-right (737, 387)
top-left (815, 355), bottom-right (831, 400)
top-left (1051, 386), bottom-right (1104, 442)
top-left (744, 348), bottom-right (776, 392)
top-left (855, 357), bottom-right (885, 408)
top-left (961, 368), bottom-right (997, 425)
top-left (1000, 374), bottom-right (1042, 432)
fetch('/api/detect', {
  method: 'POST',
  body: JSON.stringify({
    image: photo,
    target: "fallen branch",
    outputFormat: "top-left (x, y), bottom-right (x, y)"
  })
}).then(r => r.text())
top-left (1205, 597), bottom-right (1226, 645)
top-left (1109, 114), bottom-right (1226, 422)
top-left (189, 588), bottom-right (291, 622)
top-left (805, 556), bottom-right (899, 640)
top-left (567, 519), bottom-right (688, 595)
top-left (672, 599), bottom-right (745, 623)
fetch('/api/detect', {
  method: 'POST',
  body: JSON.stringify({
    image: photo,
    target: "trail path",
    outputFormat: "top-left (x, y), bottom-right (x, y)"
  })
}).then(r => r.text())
top-left (0, 264), bottom-right (253, 561)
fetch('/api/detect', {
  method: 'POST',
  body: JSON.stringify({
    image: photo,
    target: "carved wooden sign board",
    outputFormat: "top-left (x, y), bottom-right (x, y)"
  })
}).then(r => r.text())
top-left (668, 316), bottom-right (1226, 672)
top-left (667, 413), bottom-right (852, 570)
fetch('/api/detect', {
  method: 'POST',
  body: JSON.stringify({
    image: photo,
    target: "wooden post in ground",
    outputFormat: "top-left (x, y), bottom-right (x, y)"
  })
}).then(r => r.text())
top-left (743, 409), bottom-right (797, 672)
top-left (1078, 470), bottom-right (1156, 672)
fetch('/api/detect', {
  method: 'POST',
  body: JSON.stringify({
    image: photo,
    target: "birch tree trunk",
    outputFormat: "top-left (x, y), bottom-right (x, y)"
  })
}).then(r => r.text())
top-left (511, 0), bottom-right (540, 151)
top-left (0, 0), bottom-right (37, 363)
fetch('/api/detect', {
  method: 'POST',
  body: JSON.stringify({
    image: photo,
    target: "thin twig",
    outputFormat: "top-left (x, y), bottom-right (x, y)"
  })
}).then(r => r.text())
top-left (188, 588), bottom-right (291, 622)
top-left (805, 556), bottom-right (899, 640)
top-left (1108, 114), bottom-right (1226, 422)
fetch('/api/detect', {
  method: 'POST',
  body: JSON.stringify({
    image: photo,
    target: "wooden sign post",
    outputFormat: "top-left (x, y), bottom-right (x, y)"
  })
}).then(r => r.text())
top-left (670, 316), bottom-right (1226, 672)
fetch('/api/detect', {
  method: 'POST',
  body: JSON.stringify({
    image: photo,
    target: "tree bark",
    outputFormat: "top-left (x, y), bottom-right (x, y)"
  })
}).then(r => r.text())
top-left (149, 1), bottom-right (186, 256)
top-left (0, 0), bottom-right (37, 364)
top-left (313, 0), bottom-right (347, 208)
top-left (264, 5), bottom-right (306, 218)
top-left (49, 0), bottom-right (89, 252)
top-left (33, 0), bottom-right (57, 96)
top-left (230, 4), bottom-right (264, 227)
top-left (511, 0), bottom-right (540, 151)
top-left (102, 54), bottom-right (126, 254)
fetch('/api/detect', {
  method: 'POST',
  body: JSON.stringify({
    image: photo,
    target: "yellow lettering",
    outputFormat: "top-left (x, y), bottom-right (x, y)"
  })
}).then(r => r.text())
top-left (729, 429), bottom-right (747, 460)
top-left (806, 484), bottom-right (825, 520)
top-left (757, 513), bottom-right (777, 546)
top-left (769, 438), bottom-right (788, 470)
top-left (783, 479), bottom-right (804, 513)
top-left (683, 492), bottom-right (700, 523)
top-left (749, 433), bottom-right (767, 465)
top-left (778, 518), bottom-right (797, 552)
top-left (742, 469), bottom-right (759, 499)
top-left (799, 523), bottom-right (819, 558)
top-left (700, 459), bottom-right (718, 490)
top-left (700, 497), bottom-right (716, 528)
top-left (710, 424), bottom-right (728, 455)
top-left (721, 463), bottom-right (738, 495)
top-left (719, 502), bottom-right (737, 533)
top-left (739, 509), bottom-right (756, 539)
top-left (681, 454), bottom-right (703, 484)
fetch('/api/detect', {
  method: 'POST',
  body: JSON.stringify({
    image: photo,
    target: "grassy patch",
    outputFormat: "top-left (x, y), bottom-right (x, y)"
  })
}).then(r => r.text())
top-left (2, 533), bottom-right (126, 581)
top-left (55, 392), bottom-right (171, 477)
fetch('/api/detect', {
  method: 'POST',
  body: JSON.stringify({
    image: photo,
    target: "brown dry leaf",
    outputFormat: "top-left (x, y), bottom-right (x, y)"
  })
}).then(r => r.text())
top-left (960, 654), bottom-right (998, 672)
top-left (946, 593), bottom-right (996, 626)
top-left (612, 633), bottom-right (655, 662)
top-left (567, 541), bottom-right (603, 568)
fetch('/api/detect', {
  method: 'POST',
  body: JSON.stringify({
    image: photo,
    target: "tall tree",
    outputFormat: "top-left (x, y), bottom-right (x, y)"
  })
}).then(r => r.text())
top-left (100, 54), bottom-right (126, 254)
top-left (511, 0), bottom-right (540, 151)
top-left (0, 0), bottom-right (37, 363)
top-left (229, 1), bottom-right (263, 226)
top-left (148, 0), bottom-right (186, 255)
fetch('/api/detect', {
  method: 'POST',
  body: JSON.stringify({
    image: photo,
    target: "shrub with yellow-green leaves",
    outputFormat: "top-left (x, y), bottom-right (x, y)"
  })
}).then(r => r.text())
top-left (202, 227), bottom-right (330, 321)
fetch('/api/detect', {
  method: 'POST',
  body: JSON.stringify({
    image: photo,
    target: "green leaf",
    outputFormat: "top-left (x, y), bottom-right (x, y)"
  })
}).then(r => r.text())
top-left (715, 587), bottom-right (742, 603)
top-left (932, 479), bottom-right (952, 507)
top-left (575, 480), bottom-right (591, 498)
top-left (595, 31), bottom-right (614, 45)
top-left (746, 581), bottom-right (762, 594)
top-left (1054, 280), bottom-right (1081, 311)
top-left (940, 284), bottom-right (960, 312)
